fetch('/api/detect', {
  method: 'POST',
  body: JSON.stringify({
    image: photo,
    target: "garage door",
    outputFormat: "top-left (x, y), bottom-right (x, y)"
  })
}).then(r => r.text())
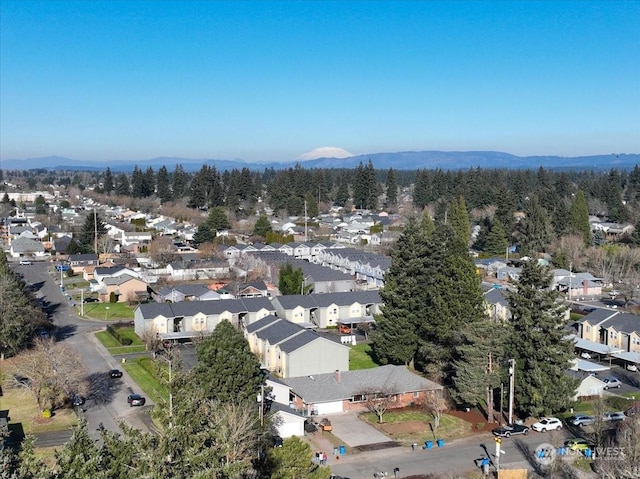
top-left (315, 401), bottom-right (343, 415)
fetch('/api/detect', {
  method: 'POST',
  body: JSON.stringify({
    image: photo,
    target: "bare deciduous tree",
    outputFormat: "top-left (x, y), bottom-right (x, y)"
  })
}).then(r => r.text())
top-left (595, 414), bottom-right (640, 479)
top-left (148, 236), bottom-right (178, 267)
top-left (6, 340), bottom-right (87, 411)
top-left (420, 391), bottom-right (447, 431)
top-left (361, 386), bottom-right (397, 423)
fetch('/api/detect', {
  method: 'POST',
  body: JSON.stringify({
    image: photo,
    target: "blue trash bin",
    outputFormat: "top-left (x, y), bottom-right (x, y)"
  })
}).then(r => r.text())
top-left (425, 441), bottom-right (433, 449)
top-left (585, 449), bottom-right (592, 458)
top-left (437, 439), bottom-right (444, 448)
top-left (339, 445), bottom-right (345, 455)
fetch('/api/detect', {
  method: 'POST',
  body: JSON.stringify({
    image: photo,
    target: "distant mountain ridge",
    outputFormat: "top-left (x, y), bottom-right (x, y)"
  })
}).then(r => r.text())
top-left (1, 151), bottom-right (638, 172)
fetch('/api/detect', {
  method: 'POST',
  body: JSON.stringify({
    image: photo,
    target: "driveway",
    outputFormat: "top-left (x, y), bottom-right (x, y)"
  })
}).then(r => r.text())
top-left (326, 412), bottom-right (392, 447)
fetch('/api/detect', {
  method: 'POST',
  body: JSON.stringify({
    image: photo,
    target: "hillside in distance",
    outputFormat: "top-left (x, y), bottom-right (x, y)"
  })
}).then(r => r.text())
top-left (1, 151), bottom-right (638, 172)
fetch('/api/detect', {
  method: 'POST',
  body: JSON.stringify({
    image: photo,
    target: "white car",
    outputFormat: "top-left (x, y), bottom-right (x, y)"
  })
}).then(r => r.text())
top-left (627, 364), bottom-right (638, 372)
top-left (602, 377), bottom-right (622, 389)
top-left (19, 259), bottom-right (32, 265)
top-left (531, 417), bottom-right (563, 432)
top-left (580, 352), bottom-right (592, 359)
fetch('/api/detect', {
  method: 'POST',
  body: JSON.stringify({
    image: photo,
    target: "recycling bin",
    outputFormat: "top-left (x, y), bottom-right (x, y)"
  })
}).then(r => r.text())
top-left (437, 439), bottom-right (444, 448)
top-left (425, 441), bottom-right (433, 449)
top-left (339, 445), bottom-right (346, 455)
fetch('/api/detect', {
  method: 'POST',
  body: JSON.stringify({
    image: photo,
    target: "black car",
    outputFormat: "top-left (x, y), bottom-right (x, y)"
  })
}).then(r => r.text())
top-left (72, 395), bottom-right (86, 407)
top-left (83, 297), bottom-right (99, 303)
top-left (109, 369), bottom-right (123, 378)
top-left (492, 423), bottom-right (530, 438)
top-left (127, 394), bottom-right (146, 407)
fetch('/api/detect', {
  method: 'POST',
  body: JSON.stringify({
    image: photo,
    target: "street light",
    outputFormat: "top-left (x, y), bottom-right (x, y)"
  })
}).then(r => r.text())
top-left (157, 353), bottom-right (173, 428)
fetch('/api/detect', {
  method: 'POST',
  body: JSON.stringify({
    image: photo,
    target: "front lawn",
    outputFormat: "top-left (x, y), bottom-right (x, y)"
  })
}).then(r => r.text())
top-left (361, 409), bottom-right (471, 444)
top-left (349, 343), bottom-right (379, 370)
top-left (80, 302), bottom-right (135, 320)
top-left (122, 357), bottom-right (167, 404)
top-left (0, 388), bottom-right (78, 435)
top-left (95, 329), bottom-right (147, 354)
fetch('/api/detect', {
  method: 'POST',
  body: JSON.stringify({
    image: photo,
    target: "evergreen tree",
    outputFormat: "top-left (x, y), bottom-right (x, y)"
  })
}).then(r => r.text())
top-left (484, 218), bottom-right (509, 256)
top-left (143, 166), bottom-right (156, 197)
top-left (253, 214), bottom-right (273, 238)
top-left (451, 319), bottom-right (508, 409)
top-left (371, 217), bottom-right (427, 366)
top-left (103, 167), bottom-right (114, 195)
top-left (171, 164), bottom-right (188, 199)
top-left (114, 173), bottom-right (131, 196)
top-left (77, 210), bottom-right (108, 252)
top-left (385, 168), bottom-right (398, 206)
top-left (416, 224), bottom-right (485, 377)
top-left (334, 174), bottom-right (350, 207)
top-left (54, 419), bottom-right (104, 478)
top-left (449, 196), bottom-right (471, 246)
top-left (130, 166), bottom-right (146, 198)
top-left (353, 160), bottom-right (378, 210)
top-left (268, 436), bottom-right (329, 479)
top-left (1, 192), bottom-right (9, 203)
top-left (505, 261), bottom-right (578, 417)
top-left (156, 165), bottom-right (172, 203)
top-left (568, 189), bottom-right (591, 246)
top-left (278, 263), bottom-right (305, 295)
top-left (189, 320), bottom-right (265, 403)
top-left (205, 207), bottom-right (231, 231)
top-left (34, 194), bottom-right (47, 215)
top-left (515, 195), bottom-right (553, 256)
top-left (192, 222), bottom-right (215, 246)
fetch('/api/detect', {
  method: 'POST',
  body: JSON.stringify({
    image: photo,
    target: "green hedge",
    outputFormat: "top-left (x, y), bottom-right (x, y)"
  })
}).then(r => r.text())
top-left (106, 325), bottom-right (133, 346)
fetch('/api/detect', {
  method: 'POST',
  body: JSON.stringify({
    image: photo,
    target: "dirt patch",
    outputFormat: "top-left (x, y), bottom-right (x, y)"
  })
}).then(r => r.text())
top-left (446, 409), bottom-right (497, 433)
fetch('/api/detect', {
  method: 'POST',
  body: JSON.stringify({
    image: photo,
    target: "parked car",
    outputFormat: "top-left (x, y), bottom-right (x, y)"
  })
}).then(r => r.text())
top-left (567, 414), bottom-right (595, 427)
top-left (492, 423), bottom-right (530, 437)
top-left (71, 395), bottom-right (86, 407)
top-left (83, 297), bottom-right (99, 303)
top-left (565, 437), bottom-right (592, 452)
top-left (602, 376), bottom-right (622, 389)
top-left (531, 417), bottom-right (563, 432)
top-left (580, 352), bottom-right (592, 359)
top-left (602, 411), bottom-right (626, 422)
top-left (109, 369), bottom-right (123, 378)
top-left (56, 264), bottom-right (70, 272)
top-left (127, 394), bottom-right (146, 407)
top-left (627, 364), bottom-right (638, 372)
top-left (19, 259), bottom-right (32, 265)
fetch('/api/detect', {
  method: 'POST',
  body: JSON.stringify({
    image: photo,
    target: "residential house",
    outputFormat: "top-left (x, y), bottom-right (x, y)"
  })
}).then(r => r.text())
top-left (484, 287), bottom-right (511, 322)
top-left (9, 237), bottom-right (45, 258)
top-left (272, 291), bottom-right (382, 329)
top-left (552, 269), bottom-right (603, 298)
top-left (244, 315), bottom-right (349, 378)
top-left (566, 370), bottom-right (606, 401)
top-left (578, 309), bottom-right (640, 354)
top-left (154, 284), bottom-right (221, 303)
top-left (121, 231), bottom-right (153, 247)
top-left (99, 274), bottom-right (149, 303)
top-left (134, 297), bottom-right (275, 340)
top-left (282, 365), bottom-right (444, 416)
top-left (68, 253), bottom-right (99, 273)
top-left (496, 266), bottom-right (522, 282)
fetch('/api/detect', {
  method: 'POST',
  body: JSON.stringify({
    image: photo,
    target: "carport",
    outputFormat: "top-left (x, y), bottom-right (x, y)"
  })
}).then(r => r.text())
top-left (570, 358), bottom-right (610, 373)
top-left (611, 351), bottom-right (640, 371)
top-left (572, 336), bottom-right (624, 362)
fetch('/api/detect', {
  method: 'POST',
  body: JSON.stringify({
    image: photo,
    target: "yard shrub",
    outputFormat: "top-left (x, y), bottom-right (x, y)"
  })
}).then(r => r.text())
top-left (475, 422), bottom-right (485, 430)
top-left (605, 396), bottom-right (632, 411)
top-left (41, 409), bottom-right (52, 418)
top-left (107, 325), bottom-right (133, 346)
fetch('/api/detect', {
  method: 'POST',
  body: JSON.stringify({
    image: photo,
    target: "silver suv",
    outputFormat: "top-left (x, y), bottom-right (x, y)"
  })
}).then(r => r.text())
top-left (603, 376), bottom-right (622, 389)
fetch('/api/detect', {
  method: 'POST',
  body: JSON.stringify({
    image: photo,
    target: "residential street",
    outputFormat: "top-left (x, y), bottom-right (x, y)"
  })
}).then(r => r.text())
top-left (14, 261), bottom-right (154, 442)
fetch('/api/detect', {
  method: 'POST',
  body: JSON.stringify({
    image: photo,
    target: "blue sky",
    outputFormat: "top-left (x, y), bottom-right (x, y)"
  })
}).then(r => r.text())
top-left (1, 0), bottom-right (639, 163)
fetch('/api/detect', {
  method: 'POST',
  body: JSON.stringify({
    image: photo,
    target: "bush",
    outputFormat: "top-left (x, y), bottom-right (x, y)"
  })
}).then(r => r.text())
top-left (107, 325), bottom-right (134, 346)
top-left (475, 422), bottom-right (485, 430)
top-left (41, 409), bottom-right (52, 418)
top-left (605, 396), bottom-right (633, 411)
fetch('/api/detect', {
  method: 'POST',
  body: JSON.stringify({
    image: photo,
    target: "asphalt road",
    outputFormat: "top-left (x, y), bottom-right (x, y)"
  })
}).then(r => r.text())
top-left (13, 261), bottom-right (154, 442)
top-left (328, 428), bottom-right (572, 478)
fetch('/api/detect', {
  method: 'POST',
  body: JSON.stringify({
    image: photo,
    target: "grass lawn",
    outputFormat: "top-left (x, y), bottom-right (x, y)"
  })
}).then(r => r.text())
top-left (95, 329), bottom-right (147, 355)
top-left (349, 343), bottom-right (379, 370)
top-left (122, 357), bottom-right (167, 404)
top-left (80, 302), bottom-right (135, 320)
top-left (361, 409), bottom-right (470, 444)
top-left (0, 388), bottom-right (78, 435)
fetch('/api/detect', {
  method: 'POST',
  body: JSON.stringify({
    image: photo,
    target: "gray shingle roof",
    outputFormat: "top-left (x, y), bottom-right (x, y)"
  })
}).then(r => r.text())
top-left (137, 297), bottom-right (276, 320)
top-left (278, 330), bottom-right (321, 353)
top-left (579, 308), bottom-right (619, 326)
top-left (484, 288), bottom-right (509, 306)
top-left (282, 365), bottom-right (443, 403)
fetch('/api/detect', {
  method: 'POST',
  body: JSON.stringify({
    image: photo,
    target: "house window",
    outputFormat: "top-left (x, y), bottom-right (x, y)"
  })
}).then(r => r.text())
top-left (349, 394), bottom-right (365, 403)
top-left (586, 326), bottom-right (591, 333)
top-left (413, 391), bottom-right (420, 398)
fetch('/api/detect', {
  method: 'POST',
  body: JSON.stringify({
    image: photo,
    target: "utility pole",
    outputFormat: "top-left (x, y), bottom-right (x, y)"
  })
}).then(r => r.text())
top-left (80, 288), bottom-right (84, 316)
top-left (487, 352), bottom-right (494, 423)
top-left (508, 359), bottom-right (515, 424)
top-left (494, 437), bottom-right (502, 472)
top-left (259, 384), bottom-right (264, 427)
top-left (500, 383), bottom-right (504, 425)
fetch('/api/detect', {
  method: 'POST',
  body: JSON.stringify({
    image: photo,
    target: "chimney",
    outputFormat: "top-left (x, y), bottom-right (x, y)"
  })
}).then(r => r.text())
top-left (334, 370), bottom-right (341, 383)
